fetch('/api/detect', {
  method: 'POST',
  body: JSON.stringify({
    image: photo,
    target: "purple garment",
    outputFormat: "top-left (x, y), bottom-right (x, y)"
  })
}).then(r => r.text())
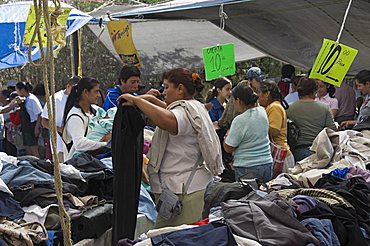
top-left (143, 140), bottom-right (150, 154)
top-left (345, 166), bottom-right (370, 183)
top-left (292, 195), bottom-right (319, 215)
top-left (117, 238), bottom-right (141, 246)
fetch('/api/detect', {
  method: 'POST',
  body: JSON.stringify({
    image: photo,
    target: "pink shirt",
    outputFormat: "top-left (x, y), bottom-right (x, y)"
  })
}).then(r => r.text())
top-left (315, 94), bottom-right (339, 110)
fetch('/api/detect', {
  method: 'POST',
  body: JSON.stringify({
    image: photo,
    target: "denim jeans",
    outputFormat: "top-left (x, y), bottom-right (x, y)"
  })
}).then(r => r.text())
top-left (292, 147), bottom-right (313, 162)
top-left (234, 163), bottom-right (272, 182)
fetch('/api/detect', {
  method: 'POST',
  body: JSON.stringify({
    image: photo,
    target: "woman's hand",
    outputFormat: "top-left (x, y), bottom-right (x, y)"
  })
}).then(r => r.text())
top-left (117, 93), bottom-right (136, 106)
top-left (145, 89), bottom-right (161, 97)
top-left (340, 120), bottom-right (356, 129)
top-left (101, 132), bottom-right (112, 142)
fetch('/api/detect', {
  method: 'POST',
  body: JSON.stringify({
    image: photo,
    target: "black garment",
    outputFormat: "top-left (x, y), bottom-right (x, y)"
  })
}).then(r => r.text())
top-left (202, 181), bottom-right (252, 219)
top-left (71, 204), bottom-right (113, 242)
top-left (64, 153), bottom-right (111, 173)
top-left (112, 105), bottom-right (145, 245)
top-left (19, 102), bottom-right (38, 146)
top-left (315, 176), bottom-right (370, 223)
top-left (299, 201), bottom-right (369, 246)
top-left (0, 191), bottom-right (24, 220)
top-left (12, 182), bottom-right (81, 207)
top-left (151, 222), bottom-right (237, 246)
top-left (4, 138), bottom-right (17, 156)
top-left (314, 175), bottom-right (370, 245)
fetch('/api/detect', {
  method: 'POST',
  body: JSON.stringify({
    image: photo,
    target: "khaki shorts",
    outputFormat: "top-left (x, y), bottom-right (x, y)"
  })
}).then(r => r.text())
top-left (154, 189), bottom-right (205, 229)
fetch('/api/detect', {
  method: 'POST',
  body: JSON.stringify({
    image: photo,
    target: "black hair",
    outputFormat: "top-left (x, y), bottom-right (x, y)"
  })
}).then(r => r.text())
top-left (1, 90), bottom-right (11, 98)
top-left (162, 68), bottom-right (204, 96)
top-left (232, 84), bottom-right (259, 106)
top-left (354, 70), bottom-right (370, 85)
top-left (327, 84), bottom-right (336, 98)
top-left (206, 77), bottom-right (231, 103)
top-left (9, 91), bottom-right (18, 100)
top-left (297, 77), bottom-right (317, 97)
top-left (259, 80), bottom-right (282, 101)
top-left (33, 84), bottom-right (46, 97)
top-left (63, 77), bottom-right (99, 125)
top-left (259, 80), bottom-right (289, 109)
top-left (281, 64), bottom-right (295, 79)
top-left (15, 81), bottom-right (33, 92)
top-left (116, 65), bottom-right (141, 85)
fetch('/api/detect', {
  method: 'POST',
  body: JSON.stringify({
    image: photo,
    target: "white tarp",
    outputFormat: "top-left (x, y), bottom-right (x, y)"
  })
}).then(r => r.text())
top-left (112, 0), bottom-right (370, 74)
top-left (89, 18), bottom-right (265, 75)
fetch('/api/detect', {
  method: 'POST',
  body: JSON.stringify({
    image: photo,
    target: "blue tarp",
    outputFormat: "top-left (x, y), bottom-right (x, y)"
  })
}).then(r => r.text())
top-left (0, 1), bottom-right (92, 70)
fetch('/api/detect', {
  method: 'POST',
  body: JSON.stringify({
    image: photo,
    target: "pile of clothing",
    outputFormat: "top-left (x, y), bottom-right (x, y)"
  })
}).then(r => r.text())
top-left (0, 152), bottom-right (157, 245)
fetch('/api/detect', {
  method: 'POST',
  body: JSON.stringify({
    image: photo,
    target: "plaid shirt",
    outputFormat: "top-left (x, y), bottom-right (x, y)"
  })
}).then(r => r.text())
top-left (277, 188), bottom-right (353, 208)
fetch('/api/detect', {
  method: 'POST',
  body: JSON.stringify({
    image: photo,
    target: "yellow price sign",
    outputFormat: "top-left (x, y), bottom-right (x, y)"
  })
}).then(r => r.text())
top-left (23, 5), bottom-right (71, 46)
top-left (309, 38), bottom-right (358, 86)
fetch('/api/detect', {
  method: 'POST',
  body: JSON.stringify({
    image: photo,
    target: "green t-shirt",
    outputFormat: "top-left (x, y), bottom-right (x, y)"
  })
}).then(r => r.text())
top-left (287, 101), bottom-right (336, 147)
top-left (225, 106), bottom-right (273, 167)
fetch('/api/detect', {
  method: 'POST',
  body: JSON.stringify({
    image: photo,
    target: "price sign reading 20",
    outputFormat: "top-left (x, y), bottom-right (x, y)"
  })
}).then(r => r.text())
top-left (309, 39), bottom-right (358, 87)
top-left (202, 43), bottom-right (236, 81)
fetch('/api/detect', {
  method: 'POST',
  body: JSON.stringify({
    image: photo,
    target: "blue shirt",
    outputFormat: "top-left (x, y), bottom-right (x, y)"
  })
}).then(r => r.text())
top-left (102, 86), bottom-right (122, 111)
top-left (208, 97), bottom-right (224, 122)
top-left (225, 106), bottom-right (272, 167)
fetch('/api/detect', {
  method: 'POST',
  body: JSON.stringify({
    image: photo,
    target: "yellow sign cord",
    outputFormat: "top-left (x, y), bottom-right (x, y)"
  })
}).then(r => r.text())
top-left (27, 0), bottom-right (72, 245)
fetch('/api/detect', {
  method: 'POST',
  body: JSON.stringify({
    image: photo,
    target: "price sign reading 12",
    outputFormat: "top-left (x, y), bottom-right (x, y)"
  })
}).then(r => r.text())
top-left (202, 43), bottom-right (235, 81)
top-left (309, 38), bottom-right (358, 87)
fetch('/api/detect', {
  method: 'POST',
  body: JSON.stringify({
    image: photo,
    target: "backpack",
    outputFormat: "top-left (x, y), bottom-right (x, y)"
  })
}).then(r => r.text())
top-left (287, 118), bottom-right (299, 148)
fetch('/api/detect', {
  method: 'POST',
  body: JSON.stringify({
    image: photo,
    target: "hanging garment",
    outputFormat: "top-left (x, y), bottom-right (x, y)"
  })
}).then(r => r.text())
top-left (112, 105), bottom-right (145, 245)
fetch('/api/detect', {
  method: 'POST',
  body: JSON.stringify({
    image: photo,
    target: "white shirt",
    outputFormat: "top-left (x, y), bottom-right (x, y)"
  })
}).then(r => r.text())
top-left (41, 90), bottom-right (68, 154)
top-left (25, 93), bottom-right (43, 123)
top-left (63, 105), bottom-right (106, 161)
top-left (285, 91), bottom-right (299, 105)
top-left (153, 106), bottom-right (212, 194)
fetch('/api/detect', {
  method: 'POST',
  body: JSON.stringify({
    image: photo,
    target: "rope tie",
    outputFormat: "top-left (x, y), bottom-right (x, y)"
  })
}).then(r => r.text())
top-left (27, 0), bottom-right (72, 245)
top-left (50, 4), bottom-right (67, 57)
top-left (219, 4), bottom-right (228, 30)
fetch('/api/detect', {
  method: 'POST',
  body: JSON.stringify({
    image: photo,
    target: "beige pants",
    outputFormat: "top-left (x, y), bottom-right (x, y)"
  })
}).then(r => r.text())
top-left (154, 189), bottom-right (205, 229)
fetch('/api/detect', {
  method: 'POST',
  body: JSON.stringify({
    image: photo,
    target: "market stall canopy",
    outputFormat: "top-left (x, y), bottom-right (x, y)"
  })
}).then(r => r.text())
top-left (89, 19), bottom-right (265, 75)
top-left (111, 0), bottom-right (370, 74)
top-left (0, 1), bottom-right (92, 69)
top-left (89, 4), bottom-right (265, 75)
